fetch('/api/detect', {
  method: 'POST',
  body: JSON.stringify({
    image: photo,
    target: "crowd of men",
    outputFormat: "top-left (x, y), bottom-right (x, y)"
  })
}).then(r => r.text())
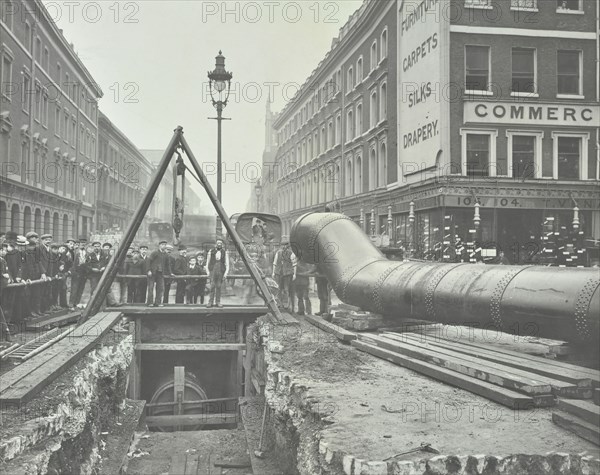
top-left (0, 230), bottom-right (332, 329)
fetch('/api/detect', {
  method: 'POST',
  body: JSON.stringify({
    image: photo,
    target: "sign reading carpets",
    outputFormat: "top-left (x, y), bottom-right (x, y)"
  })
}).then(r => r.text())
top-left (398, 0), bottom-right (444, 175)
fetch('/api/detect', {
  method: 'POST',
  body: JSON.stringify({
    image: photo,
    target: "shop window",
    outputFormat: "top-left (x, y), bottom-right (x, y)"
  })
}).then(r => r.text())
top-left (466, 134), bottom-right (490, 177)
top-left (557, 50), bottom-right (581, 96)
top-left (512, 135), bottom-right (536, 179)
top-left (465, 46), bottom-right (490, 92)
top-left (556, 136), bottom-right (580, 180)
top-left (557, 0), bottom-right (581, 12)
top-left (511, 48), bottom-right (536, 94)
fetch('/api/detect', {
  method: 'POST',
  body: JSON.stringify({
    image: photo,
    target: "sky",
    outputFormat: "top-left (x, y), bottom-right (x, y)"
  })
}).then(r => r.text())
top-left (42, 0), bottom-right (363, 214)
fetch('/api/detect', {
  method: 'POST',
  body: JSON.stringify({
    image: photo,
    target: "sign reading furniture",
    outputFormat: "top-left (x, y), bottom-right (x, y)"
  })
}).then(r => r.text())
top-left (464, 102), bottom-right (599, 127)
top-left (398, 0), bottom-right (446, 174)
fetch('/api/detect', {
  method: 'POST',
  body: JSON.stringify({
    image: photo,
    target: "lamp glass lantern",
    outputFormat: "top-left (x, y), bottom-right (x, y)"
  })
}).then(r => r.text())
top-left (207, 51), bottom-right (233, 105)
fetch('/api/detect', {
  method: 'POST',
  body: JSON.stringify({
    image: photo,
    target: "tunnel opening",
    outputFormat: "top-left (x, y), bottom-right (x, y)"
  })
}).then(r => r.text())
top-left (138, 350), bottom-right (241, 432)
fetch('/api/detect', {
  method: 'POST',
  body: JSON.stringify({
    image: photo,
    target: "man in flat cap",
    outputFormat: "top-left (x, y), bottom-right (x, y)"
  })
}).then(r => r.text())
top-left (173, 245), bottom-right (188, 304)
top-left (162, 244), bottom-right (175, 304)
top-left (206, 237), bottom-right (229, 308)
top-left (146, 240), bottom-right (171, 307)
top-left (23, 232), bottom-right (47, 317)
top-left (39, 233), bottom-right (53, 312)
top-left (137, 245), bottom-right (149, 303)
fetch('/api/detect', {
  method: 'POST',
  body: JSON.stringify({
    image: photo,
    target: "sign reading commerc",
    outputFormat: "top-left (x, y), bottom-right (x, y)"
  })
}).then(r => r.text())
top-left (464, 102), bottom-right (599, 127)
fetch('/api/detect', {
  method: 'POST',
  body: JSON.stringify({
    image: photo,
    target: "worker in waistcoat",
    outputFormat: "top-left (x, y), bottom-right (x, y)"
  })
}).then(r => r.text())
top-left (206, 238), bottom-right (229, 308)
top-left (272, 236), bottom-right (297, 312)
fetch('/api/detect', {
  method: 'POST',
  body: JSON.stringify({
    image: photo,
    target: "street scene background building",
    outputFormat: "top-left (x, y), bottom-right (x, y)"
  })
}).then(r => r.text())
top-left (0, 0), bottom-right (205, 240)
top-left (257, 0), bottom-right (600, 266)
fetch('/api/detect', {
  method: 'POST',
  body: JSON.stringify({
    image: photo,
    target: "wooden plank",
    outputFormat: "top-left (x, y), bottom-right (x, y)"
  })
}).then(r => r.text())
top-left (412, 331), bottom-right (600, 382)
top-left (145, 413), bottom-right (238, 427)
top-left (552, 411), bottom-right (600, 446)
top-left (557, 399), bottom-right (600, 426)
top-left (594, 388), bottom-right (600, 406)
top-left (169, 455), bottom-right (187, 475)
top-left (0, 312), bottom-right (122, 404)
top-left (393, 332), bottom-right (593, 387)
top-left (304, 314), bottom-right (356, 342)
top-left (135, 343), bottom-right (246, 351)
top-left (0, 345), bottom-right (65, 393)
top-left (359, 334), bottom-right (553, 396)
top-left (351, 340), bottom-right (546, 409)
top-left (115, 305), bottom-right (268, 315)
top-left (174, 366), bottom-right (185, 431)
top-left (213, 459), bottom-right (251, 468)
top-left (25, 310), bottom-right (81, 330)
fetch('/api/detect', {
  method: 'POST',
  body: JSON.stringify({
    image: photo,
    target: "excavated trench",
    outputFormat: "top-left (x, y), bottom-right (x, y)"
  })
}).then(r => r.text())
top-left (0, 332), bottom-right (133, 474)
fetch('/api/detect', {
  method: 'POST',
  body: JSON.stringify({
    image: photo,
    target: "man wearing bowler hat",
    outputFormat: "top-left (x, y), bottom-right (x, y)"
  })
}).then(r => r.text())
top-left (146, 240), bottom-right (172, 307)
top-left (206, 237), bottom-right (229, 308)
top-left (70, 238), bottom-right (88, 308)
top-left (173, 245), bottom-right (188, 304)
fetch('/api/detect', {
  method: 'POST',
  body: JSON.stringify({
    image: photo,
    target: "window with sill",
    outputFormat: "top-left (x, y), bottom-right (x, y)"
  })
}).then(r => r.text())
top-left (557, 136), bottom-right (580, 180)
top-left (347, 67), bottom-right (354, 93)
top-left (557, 50), bottom-right (581, 95)
top-left (357, 57), bottom-right (363, 84)
top-left (512, 136), bottom-right (536, 179)
top-left (466, 134), bottom-right (490, 177)
top-left (1, 53), bottom-right (13, 102)
top-left (557, 0), bottom-right (581, 11)
top-left (370, 41), bottom-right (377, 71)
top-left (22, 73), bottom-right (31, 112)
top-left (465, 46), bottom-right (490, 92)
top-left (465, 0), bottom-right (491, 7)
top-left (1, 1), bottom-right (14, 29)
top-left (512, 48), bottom-right (536, 94)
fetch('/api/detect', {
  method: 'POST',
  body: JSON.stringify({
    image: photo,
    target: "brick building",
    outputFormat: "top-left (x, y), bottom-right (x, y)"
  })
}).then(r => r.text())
top-left (0, 0), bottom-right (102, 239)
top-left (97, 112), bottom-right (156, 236)
top-left (260, 0), bottom-right (397, 236)
top-left (259, 0), bottom-right (599, 265)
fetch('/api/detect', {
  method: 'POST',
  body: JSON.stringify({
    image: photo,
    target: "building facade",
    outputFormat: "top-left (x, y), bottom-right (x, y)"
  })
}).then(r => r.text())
top-left (97, 112), bottom-right (155, 236)
top-left (0, 0), bottom-right (103, 239)
top-left (261, 0), bottom-right (397, 236)
top-left (259, 0), bottom-right (600, 265)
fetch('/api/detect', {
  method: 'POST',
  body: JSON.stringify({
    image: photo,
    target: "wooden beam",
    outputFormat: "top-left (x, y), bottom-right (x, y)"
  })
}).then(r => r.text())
top-left (412, 332), bottom-right (600, 382)
top-left (552, 411), bottom-right (600, 446)
top-left (557, 399), bottom-right (600, 426)
top-left (351, 340), bottom-right (552, 409)
top-left (114, 305), bottom-right (268, 316)
top-left (304, 314), bottom-right (356, 342)
top-left (377, 334), bottom-right (585, 398)
top-left (145, 413), bottom-right (238, 427)
top-left (359, 335), bottom-right (554, 396)
top-left (393, 332), bottom-right (593, 387)
top-left (135, 343), bottom-right (245, 351)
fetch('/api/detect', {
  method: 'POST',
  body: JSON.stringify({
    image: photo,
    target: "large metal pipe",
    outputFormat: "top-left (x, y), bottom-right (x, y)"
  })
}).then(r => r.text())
top-left (291, 213), bottom-right (600, 343)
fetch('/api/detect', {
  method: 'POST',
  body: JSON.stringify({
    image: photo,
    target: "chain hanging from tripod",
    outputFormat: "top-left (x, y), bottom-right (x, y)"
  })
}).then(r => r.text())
top-left (172, 150), bottom-right (186, 245)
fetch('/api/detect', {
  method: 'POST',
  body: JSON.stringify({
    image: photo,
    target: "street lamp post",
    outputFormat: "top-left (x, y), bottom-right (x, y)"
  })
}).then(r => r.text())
top-left (255, 183), bottom-right (263, 212)
top-left (208, 51), bottom-right (233, 237)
